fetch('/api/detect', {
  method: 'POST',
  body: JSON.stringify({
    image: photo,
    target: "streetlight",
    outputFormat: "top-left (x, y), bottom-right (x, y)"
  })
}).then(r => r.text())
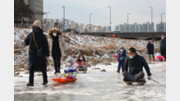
top-left (89, 13), bottom-right (93, 32)
top-left (161, 13), bottom-right (165, 32)
top-left (107, 6), bottom-right (112, 32)
top-left (44, 12), bottom-right (49, 31)
top-left (149, 6), bottom-right (153, 24)
top-left (127, 12), bottom-right (130, 32)
top-left (62, 6), bottom-right (65, 31)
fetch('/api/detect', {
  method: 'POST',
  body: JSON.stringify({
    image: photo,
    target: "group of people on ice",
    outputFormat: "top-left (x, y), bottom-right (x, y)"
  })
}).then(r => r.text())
top-left (114, 35), bottom-right (166, 85)
top-left (24, 20), bottom-right (166, 86)
top-left (24, 20), bottom-right (87, 86)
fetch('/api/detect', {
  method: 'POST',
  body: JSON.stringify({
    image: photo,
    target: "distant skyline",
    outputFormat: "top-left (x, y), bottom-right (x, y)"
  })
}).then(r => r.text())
top-left (44, 0), bottom-right (166, 30)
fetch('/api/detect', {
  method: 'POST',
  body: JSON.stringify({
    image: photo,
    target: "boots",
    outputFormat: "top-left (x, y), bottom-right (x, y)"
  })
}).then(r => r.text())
top-left (27, 70), bottom-right (34, 86)
top-left (26, 83), bottom-right (34, 86)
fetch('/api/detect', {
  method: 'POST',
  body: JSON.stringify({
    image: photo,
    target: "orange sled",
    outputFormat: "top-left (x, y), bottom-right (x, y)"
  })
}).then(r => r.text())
top-left (52, 77), bottom-right (77, 83)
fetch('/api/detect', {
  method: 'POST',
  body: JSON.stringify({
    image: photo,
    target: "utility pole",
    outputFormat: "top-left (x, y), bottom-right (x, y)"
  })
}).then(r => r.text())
top-left (108, 6), bottom-right (112, 32)
top-left (161, 13), bottom-right (164, 32)
top-left (149, 6), bottom-right (153, 24)
top-left (89, 13), bottom-right (92, 32)
top-left (62, 6), bottom-right (65, 31)
top-left (45, 12), bottom-right (49, 31)
top-left (127, 12), bottom-right (130, 32)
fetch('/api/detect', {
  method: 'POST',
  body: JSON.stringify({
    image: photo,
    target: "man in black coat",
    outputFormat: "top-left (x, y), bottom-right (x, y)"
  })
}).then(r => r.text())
top-left (147, 40), bottom-right (155, 62)
top-left (48, 28), bottom-right (62, 74)
top-left (160, 35), bottom-right (166, 60)
top-left (24, 20), bottom-right (49, 86)
top-left (123, 47), bottom-right (152, 85)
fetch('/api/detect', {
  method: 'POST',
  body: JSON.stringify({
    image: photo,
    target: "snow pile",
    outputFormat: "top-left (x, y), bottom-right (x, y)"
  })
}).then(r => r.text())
top-left (14, 29), bottom-right (161, 76)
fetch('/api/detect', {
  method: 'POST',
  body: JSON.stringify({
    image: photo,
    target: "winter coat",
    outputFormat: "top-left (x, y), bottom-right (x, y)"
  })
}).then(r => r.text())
top-left (147, 42), bottom-right (154, 54)
top-left (75, 60), bottom-right (87, 70)
top-left (124, 54), bottom-right (152, 76)
top-left (116, 50), bottom-right (126, 64)
top-left (160, 38), bottom-right (166, 50)
top-left (50, 33), bottom-right (61, 57)
top-left (48, 29), bottom-right (67, 58)
top-left (24, 27), bottom-right (49, 71)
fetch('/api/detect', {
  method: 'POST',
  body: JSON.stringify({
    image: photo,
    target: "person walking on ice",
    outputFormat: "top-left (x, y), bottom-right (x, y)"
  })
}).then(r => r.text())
top-left (123, 47), bottom-right (152, 85)
top-left (48, 28), bottom-right (67, 74)
top-left (147, 39), bottom-right (155, 62)
top-left (24, 20), bottom-right (49, 86)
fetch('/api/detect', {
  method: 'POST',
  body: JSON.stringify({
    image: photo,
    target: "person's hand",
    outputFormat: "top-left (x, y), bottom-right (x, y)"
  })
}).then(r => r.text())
top-left (148, 76), bottom-right (152, 80)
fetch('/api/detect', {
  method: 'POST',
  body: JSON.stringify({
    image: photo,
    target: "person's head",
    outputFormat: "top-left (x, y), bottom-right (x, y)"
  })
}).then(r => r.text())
top-left (32, 20), bottom-right (41, 29)
top-left (127, 47), bottom-right (137, 59)
top-left (67, 58), bottom-right (74, 66)
top-left (77, 54), bottom-right (86, 62)
top-left (119, 47), bottom-right (125, 53)
top-left (48, 28), bottom-right (62, 38)
top-left (161, 35), bottom-right (165, 39)
top-left (150, 40), bottom-right (154, 44)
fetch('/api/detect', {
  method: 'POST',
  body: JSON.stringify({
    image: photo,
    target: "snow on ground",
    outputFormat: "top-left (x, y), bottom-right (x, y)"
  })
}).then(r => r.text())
top-left (14, 28), bottom-right (161, 77)
top-left (14, 62), bottom-right (166, 101)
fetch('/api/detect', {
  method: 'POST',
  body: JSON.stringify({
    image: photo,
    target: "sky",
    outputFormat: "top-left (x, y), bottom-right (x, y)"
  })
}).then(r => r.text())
top-left (44, 0), bottom-right (166, 29)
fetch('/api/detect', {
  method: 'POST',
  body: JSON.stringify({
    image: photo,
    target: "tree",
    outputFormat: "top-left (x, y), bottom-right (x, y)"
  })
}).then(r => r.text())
top-left (14, 0), bottom-right (33, 24)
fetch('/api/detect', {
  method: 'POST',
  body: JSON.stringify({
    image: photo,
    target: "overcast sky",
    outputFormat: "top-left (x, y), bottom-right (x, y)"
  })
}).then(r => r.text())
top-left (44, 0), bottom-right (166, 29)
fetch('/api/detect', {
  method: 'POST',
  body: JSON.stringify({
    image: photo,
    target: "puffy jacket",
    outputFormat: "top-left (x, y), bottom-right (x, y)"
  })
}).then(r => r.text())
top-left (124, 54), bottom-right (152, 76)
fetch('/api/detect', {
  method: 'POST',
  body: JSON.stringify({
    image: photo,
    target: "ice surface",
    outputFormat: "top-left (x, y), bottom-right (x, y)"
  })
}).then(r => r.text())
top-left (14, 62), bottom-right (166, 101)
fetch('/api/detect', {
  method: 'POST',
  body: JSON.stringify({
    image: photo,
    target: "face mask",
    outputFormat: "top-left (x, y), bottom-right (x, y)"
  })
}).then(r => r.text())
top-left (52, 33), bottom-right (57, 36)
top-left (80, 58), bottom-right (83, 60)
top-left (67, 63), bottom-right (71, 66)
top-left (129, 55), bottom-right (133, 59)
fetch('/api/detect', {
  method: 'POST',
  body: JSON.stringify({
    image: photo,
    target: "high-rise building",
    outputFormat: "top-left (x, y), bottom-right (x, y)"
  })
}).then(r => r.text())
top-left (156, 22), bottom-right (166, 32)
top-left (24, 0), bottom-right (43, 23)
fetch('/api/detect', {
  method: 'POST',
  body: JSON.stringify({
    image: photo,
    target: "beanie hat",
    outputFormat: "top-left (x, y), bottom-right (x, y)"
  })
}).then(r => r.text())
top-left (32, 20), bottom-right (41, 29)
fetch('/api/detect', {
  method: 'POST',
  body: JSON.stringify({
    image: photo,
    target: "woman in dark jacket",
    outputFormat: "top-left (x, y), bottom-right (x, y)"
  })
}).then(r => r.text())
top-left (24, 20), bottom-right (49, 86)
top-left (147, 40), bottom-right (155, 62)
top-left (48, 28), bottom-right (62, 74)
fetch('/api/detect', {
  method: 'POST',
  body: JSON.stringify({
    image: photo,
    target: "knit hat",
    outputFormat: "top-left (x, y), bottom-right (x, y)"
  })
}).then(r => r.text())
top-left (150, 40), bottom-right (153, 43)
top-left (32, 20), bottom-right (41, 29)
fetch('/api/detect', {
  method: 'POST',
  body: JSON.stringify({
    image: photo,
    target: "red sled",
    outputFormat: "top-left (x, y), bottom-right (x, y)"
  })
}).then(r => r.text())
top-left (52, 76), bottom-right (77, 83)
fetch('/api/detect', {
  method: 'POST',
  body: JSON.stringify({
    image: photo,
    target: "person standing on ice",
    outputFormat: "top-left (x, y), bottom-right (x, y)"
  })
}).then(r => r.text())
top-left (160, 35), bottom-right (166, 60)
top-left (146, 39), bottom-right (155, 62)
top-left (123, 47), bottom-right (152, 85)
top-left (114, 47), bottom-right (126, 73)
top-left (48, 28), bottom-right (66, 74)
top-left (24, 20), bottom-right (49, 86)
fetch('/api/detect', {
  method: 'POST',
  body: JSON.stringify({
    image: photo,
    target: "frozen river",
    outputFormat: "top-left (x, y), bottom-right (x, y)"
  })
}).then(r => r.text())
top-left (14, 62), bottom-right (166, 101)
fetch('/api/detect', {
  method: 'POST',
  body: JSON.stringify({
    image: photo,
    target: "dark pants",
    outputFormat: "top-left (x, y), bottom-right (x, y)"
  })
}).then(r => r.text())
top-left (123, 71), bottom-right (144, 82)
top-left (148, 54), bottom-right (155, 61)
top-left (161, 49), bottom-right (166, 60)
top-left (29, 69), bottom-right (48, 84)
top-left (117, 63), bottom-right (123, 71)
top-left (53, 56), bottom-right (61, 73)
top-left (77, 66), bottom-right (86, 71)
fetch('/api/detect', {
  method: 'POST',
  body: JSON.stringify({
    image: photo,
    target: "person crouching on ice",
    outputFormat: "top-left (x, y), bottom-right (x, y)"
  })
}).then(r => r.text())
top-left (123, 47), bottom-right (152, 85)
top-left (48, 28), bottom-right (62, 74)
top-left (114, 47), bottom-right (127, 73)
top-left (64, 58), bottom-right (77, 79)
top-left (75, 54), bottom-right (87, 73)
